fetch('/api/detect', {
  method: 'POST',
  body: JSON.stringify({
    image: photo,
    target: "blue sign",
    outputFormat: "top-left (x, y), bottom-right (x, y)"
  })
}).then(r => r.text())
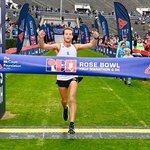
top-left (0, 54), bottom-right (150, 79)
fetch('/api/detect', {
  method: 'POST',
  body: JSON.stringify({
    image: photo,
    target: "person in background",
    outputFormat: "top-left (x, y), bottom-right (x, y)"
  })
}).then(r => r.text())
top-left (123, 48), bottom-right (133, 86)
top-left (144, 34), bottom-right (150, 51)
top-left (116, 42), bottom-right (126, 58)
top-left (134, 37), bottom-right (145, 50)
top-left (73, 26), bottom-right (79, 43)
top-left (118, 35), bottom-right (130, 49)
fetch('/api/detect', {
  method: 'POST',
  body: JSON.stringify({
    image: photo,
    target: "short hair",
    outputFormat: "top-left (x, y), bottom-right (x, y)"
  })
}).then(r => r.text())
top-left (125, 48), bottom-right (131, 52)
top-left (121, 42), bottom-right (126, 46)
top-left (63, 27), bottom-right (73, 35)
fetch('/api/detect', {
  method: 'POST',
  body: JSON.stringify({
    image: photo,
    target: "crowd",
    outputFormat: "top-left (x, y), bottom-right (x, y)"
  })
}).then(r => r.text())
top-left (98, 31), bottom-right (150, 51)
top-left (5, 18), bottom-right (18, 38)
top-left (5, 1), bottom-right (150, 52)
top-left (135, 12), bottom-right (150, 25)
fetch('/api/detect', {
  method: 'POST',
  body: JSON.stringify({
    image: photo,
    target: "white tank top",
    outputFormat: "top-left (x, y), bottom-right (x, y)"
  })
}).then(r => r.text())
top-left (57, 43), bottom-right (78, 81)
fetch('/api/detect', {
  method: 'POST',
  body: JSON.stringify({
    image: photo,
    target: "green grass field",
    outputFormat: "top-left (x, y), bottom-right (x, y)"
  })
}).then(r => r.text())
top-left (0, 50), bottom-right (150, 149)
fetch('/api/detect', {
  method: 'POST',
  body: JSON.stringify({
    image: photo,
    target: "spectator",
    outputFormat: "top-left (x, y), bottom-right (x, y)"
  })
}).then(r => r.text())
top-left (73, 26), bottom-right (79, 43)
top-left (123, 48), bottom-right (133, 86)
top-left (134, 37), bottom-right (145, 50)
top-left (67, 21), bottom-right (71, 27)
top-left (118, 35), bottom-right (130, 49)
top-left (144, 35), bottom-right (150, 51)
top-left (61, 16), bottom-right (64, 23)
top-left (116, 42), bottom-right (126, 58)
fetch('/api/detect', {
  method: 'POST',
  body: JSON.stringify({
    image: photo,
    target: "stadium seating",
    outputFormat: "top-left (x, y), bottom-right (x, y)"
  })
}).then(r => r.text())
top-left (12, 0), bottom-right (150, 12)
top-left (7, 0), bottom-right (150, 36)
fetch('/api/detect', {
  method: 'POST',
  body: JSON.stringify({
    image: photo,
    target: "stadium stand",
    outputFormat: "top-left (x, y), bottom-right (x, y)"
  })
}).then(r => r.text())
top-left (6, 0), bottom-right (150, 36)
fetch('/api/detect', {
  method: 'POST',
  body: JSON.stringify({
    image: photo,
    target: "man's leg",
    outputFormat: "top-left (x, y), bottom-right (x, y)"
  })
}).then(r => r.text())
top-left (68, 81), bottom-right (78, 134)
top-left (127, 78), bottom-right (131, 85)
top-left (58, 87), bottom-right (69, 121)
top-left (69, 81), bottom-right (78, 122)
top-left (58, 87), bottom-right (68, 108)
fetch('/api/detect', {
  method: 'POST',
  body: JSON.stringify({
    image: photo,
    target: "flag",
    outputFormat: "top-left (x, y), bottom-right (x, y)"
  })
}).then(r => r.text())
top-left (16, 3), bottom-right (29, 54)
top-left (26, 14), bottom-right (38, 45)
top-left (98, 15), bottom-right (109, 39)
top-left (49, 26), bottom-right (55, 41)
top-left (80, 24), bottom-right (90, 44)
top-left (94, 19), bottom-right (99, 33)
top-left (114, 2), bottom-right (132, 50)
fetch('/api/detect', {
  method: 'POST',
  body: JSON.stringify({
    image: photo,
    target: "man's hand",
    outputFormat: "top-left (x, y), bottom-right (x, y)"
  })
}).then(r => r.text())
top-left (38, 30), bottom-right (46, 39)
top-left (92, 31), bottom-right (99, 40)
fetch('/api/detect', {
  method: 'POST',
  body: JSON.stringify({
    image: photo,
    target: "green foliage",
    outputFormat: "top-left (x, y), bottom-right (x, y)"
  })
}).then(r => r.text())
top-left (6, 38), bottom-right (17, 49)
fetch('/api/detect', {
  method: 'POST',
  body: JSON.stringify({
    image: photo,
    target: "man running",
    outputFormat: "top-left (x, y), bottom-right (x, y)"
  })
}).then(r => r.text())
top-left (38, 27), bottom-right (99, 134)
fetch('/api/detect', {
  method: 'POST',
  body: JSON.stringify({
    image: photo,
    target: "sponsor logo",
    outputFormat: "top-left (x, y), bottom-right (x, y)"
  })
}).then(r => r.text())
top-left (85, 37), bottom-right (89, 43)
top-left (18, 32), bottom-right (24, 42)
top-left (53, 28), bottom-right (63, 35)
top-left (65, 60), bottom-right (77, 72)
top-left (0, 64), bottom-right (2, 70)
top-left (80, 31), bottom-right (84, 35)
top-left (3, 56), bottom-right (21, 69)
top-left (145, 65), bottom-right (150, 74)
top-left (50, 31), bottom-right (54, 35)
top-left (46, 59), bottom-right (77, 73)
top-left (79, 62), bottom-right (120, 72)
top-left (30, 36), bottom-right (36, 45)
top-left (118, 18), bottom-right (128, 29)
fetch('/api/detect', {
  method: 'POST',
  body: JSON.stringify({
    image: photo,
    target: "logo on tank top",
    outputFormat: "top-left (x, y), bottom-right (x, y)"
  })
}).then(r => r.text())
top-left (46, 58), bottom-right (77, 73)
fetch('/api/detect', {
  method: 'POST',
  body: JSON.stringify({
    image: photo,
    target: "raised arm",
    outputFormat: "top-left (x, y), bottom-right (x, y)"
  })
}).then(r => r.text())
top-left (74, 31), bottom-right (99, 51)
top-left (38, 30), bottom-right (60, 51)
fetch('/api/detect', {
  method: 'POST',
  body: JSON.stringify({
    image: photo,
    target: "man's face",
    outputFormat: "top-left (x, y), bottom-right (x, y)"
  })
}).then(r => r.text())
top-left (64, 30), bottom-right (73, 43)
top-left (137, 38), bottom-right (142, 43)
top-left (121, 43), bottom-right (126, 48)
top-left (125, 50), bottom-right (130, 55)
top-left (123, 37), bottom-right (127, 41)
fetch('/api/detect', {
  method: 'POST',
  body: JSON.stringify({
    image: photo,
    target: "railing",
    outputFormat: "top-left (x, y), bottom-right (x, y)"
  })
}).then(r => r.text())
top-left (94, 44), bottom-right (150, 57)
top-left (5, 44), bottom-right (51, 55)
top-left (5, 43), bottom-right (150, 57)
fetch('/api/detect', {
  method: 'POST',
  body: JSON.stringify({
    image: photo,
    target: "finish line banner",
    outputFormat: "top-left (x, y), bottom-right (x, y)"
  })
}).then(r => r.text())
top-left (0, 54), bottom-right (150, 78)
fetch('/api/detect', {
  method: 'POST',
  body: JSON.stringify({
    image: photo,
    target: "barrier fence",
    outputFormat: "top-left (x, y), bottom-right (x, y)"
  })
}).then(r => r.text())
top-left (94, 44), bottom-right (150, 57)
top-left (5, 43), bottom-right (150, 58)
top-left (6, 45), bottom-right (47, 55)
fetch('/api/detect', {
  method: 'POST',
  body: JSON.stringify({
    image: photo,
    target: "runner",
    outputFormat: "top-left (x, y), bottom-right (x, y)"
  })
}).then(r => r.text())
top-left (38, 27), bottom-right (99, 134)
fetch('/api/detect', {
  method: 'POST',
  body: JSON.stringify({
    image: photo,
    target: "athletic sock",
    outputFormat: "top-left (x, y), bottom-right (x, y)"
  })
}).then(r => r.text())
top-left (70, 122), bottom-right (74, 126)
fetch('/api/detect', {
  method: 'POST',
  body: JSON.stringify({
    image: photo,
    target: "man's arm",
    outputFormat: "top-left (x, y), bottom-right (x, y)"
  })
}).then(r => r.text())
top-left (38, 30), bottom-right (59, 51)
top-left (74, 31), bottom-right (99, 51)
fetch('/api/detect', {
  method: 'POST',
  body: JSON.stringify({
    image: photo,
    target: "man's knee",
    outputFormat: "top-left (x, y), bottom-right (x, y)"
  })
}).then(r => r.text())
top-left (61, 99), bottom-right (67, 103)
top-left (69, 96), bottom-right (76, 104)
